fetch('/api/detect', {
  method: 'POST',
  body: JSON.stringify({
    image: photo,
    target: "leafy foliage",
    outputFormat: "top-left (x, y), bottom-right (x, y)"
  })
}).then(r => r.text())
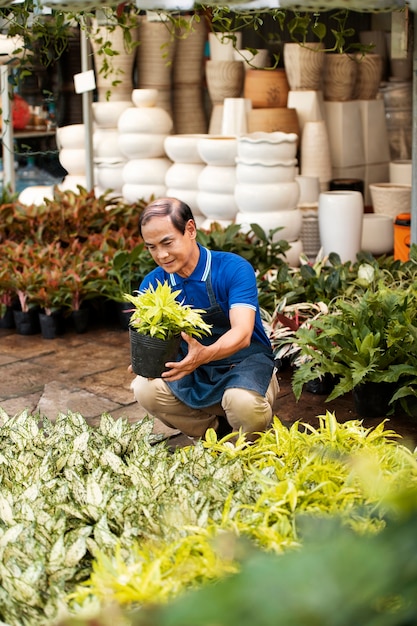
top-left (291, 284), bottom-right (417, 412)
top-left (0, 410), bottom-right (415, 626)
top-left (125, 280), bottom-right (212, 340)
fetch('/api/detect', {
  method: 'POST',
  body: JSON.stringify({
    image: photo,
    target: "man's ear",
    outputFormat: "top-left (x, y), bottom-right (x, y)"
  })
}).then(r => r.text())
top-left (186, 219), bottom-right (197, 239)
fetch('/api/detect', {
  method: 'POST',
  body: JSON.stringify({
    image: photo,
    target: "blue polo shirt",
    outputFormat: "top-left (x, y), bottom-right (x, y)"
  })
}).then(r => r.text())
top-left (139, 244), bottom-right (271, 348)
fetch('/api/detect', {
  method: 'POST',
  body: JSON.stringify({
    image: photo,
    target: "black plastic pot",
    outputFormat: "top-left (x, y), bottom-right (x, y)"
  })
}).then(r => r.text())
top-left (13, 308), bottom-right (41, 335)
top-left (353, 381), bottom-right (396, 418)
top-left (39, 311), bottom-right (65, 339)
top-left (130, 329), bottom-right (182, 378)
top-left (0, 306), bottom-right (15, 329)
top-left (71, 308), bottom-right (89, 334)
top-left (115, 301), bottom-right (133, 331)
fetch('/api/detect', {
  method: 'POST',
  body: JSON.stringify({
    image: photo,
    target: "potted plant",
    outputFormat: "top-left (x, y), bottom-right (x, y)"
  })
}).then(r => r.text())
top-left (124, 280), bottom-right (212, 378)
top-left (290, 282), bottom-right (417, 418)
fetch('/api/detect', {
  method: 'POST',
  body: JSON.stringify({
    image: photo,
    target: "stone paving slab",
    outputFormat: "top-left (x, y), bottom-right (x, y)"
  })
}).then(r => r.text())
top-left (37, 380), bottom-right (123, 421)
top-left (29, 342), bottom-right (128, 382)
top-left (80, 366), bottom-right (134, 405)
top-left (0, 360), bottom-right (56, 399)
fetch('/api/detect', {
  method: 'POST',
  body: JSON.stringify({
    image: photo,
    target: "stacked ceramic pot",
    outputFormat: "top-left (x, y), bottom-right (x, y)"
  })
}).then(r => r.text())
top-left (164, 134), bottom-right (206, 228)
top-left (206, 32), bottom-right (245, 134)
top-left (92, 100), bottom-right (131, 198)
top-left (234, 132), bottom-right (303, 267)
top-left (56, 123), bottom-right (88, 192)
top-left (196, 136), bottom-right (239, 230)
top-left (118, 89), bottom-right (173, 204)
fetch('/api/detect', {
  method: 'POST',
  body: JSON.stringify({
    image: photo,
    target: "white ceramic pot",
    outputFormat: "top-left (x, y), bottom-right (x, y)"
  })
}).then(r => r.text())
top-left (58, 148), bottom-right (86, 175)
top-left (236, 159), bottom-right (297, 184)
top-left (237, 132), bottom-right (298, 163)
top-left (166, 188), bottom-right (201, 214)
top-left (200, 218), bottom-right (234, 230)
top-left (198, 165), bottom-right (236, 194)
top-left (361, 214), bottom-right (394, 256)
top-left (123, 158), bottom-right (172, 185)
top-left (131, 89), bottom-right (159, 108)
top-left (93, 129), bottom-right (125, 160)
top-left (118, 107), bottom-right (173, 135)
top-left (369, 183), bottom-right (411, 219)
top-left (118, 133), bottom-right (167, 159)
top-left (122, 183), bottom-right (167, 204)
top-left (18, 185), bottom-right (54, 206)
top-left (165, 163), bottom-right (206, 190)
top-left (295, 175), bottom-right (321, 205)
top-left (58, 175), bottom-right (88, 193)
top-left (164, 134), bottom-right (207, 164)
top-left (234, 181), bottom-right (300, 213)
top-left (389, 160), bottom-right (412, 185)
top-left (56, 124), bottom-right (85, 150)
top-left (92, 101), bottom-right (131, 129)
top-left (209, 32), bottom-right (242, 62)
top-left (280, 239), bottom-right (303, 268)
top-left (96, 163), bottom-right (125, 192)
top-left (196, 190), bottom-right (239, 221)
top-left (318, 190), bottom-right (364, 264)
top-left (197, 136), bottom-right (238, 166)
top-left (233, 48), bottom-right (270, 70)
top-left (235, 208), bottom-right (302, 242)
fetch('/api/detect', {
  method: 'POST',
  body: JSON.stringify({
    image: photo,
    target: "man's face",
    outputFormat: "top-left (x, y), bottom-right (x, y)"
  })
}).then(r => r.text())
top-left (141, 215), bottom-right (199, 278)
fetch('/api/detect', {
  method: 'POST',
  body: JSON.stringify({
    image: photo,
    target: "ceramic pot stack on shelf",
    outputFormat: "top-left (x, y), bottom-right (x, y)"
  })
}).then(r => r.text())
top-left (56, 123), bottom-right (88, 192)
top-left (92, 100), bottom-right (131, 197)
top-left (135, 17), bottom-right (175, 116)
top-left (171, 16), bottom-right (207, 134)
top-left (196, 136), bottom-right (239, 230)
top-left (243, 64), bottom-right (300, 139)
top-left (118, 89), bottom-right (173, 203)
top-left (234, 132), bottom-right (303, 267)
top-left (164, 134), bottom-right (206, 228)
top-left (206, 32), bottom-right (245, 134)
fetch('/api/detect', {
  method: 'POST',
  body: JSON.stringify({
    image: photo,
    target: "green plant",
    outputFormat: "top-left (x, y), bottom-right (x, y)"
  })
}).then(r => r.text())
top-left (103, 243), bottom-right (156, 304)
top-left (125, 280), bottom-right (212, 340)
top-left (290, 283), bottom-right (417, 413)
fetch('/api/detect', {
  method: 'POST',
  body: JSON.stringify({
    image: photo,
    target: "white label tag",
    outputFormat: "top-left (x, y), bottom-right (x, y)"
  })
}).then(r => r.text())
top-left (74, 70), bottom-right (96, 94)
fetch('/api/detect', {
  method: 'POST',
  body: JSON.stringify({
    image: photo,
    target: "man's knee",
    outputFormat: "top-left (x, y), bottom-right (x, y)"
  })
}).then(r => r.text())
top-left (130, 376), bottom-right (163, 413)
top-left (221, 387), bottom-right (273, 433)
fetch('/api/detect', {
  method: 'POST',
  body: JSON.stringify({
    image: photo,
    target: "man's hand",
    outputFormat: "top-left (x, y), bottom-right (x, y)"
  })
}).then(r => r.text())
top-left (162, 333), bottom-right (206, 382)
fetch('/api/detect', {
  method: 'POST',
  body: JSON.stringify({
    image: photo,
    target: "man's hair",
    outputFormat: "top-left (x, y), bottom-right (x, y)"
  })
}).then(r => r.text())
top-left (139, 197), bottom-right (195, 238)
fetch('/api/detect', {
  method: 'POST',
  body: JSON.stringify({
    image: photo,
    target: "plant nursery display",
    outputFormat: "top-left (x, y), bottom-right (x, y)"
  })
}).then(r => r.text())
top-left (0, 409), bottom-right (416, 626)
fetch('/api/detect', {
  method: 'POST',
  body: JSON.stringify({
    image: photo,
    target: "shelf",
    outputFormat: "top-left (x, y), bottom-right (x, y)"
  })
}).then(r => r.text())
top-left (14, 129), bottom-right (57, 139)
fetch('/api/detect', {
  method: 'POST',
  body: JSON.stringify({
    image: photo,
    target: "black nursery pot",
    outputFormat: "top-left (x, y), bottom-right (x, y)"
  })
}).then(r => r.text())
top-left (130, 329), bottom-right (182, 378)
top-left (13, 308), bottom-right (41, 335)
top-left (353, 381), bottom-right (396, 419)
top-left (39, 311), bottom-right (65, 339)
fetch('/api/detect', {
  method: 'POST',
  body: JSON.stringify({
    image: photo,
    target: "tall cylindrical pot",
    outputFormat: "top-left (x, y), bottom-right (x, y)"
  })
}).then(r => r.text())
top-left (318, 190), bottom-right (363, 264)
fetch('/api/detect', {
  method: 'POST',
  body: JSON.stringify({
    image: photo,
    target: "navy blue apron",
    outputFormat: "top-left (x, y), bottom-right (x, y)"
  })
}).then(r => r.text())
top-left (167, 273), bottom-right (275, 409)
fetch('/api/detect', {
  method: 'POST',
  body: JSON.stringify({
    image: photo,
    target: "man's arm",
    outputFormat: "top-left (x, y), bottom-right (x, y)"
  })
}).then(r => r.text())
top-left (161, 306), bottom-right (255, 382)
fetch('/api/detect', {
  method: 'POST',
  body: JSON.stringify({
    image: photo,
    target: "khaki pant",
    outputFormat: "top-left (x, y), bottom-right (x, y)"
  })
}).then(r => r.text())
top-left (130, 374), bottom-right (280, 439)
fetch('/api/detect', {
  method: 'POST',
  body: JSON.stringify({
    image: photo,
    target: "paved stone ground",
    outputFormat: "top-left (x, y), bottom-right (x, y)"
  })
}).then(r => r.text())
top-left (1, 320), bottom-right (416, 448)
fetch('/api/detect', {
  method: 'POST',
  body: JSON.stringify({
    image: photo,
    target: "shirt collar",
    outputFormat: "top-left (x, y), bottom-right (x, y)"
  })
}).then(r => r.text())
top-left (169, 244), bottom-right (211, 287)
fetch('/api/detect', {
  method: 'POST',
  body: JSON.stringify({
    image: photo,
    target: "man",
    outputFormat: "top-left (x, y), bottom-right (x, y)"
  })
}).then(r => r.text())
top-left (130, 197), bottom-right (279, 441)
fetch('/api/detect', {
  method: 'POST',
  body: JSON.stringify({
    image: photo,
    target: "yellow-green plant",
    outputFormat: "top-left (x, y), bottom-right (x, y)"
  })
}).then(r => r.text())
top-left (124, 280), bottom-right (212, 340)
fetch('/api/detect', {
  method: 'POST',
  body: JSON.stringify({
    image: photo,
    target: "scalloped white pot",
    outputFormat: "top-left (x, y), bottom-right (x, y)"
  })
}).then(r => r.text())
top-left (236, 159), bottom-right (298, 184)
top-left (237, 132), bottom-right (298, 163)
